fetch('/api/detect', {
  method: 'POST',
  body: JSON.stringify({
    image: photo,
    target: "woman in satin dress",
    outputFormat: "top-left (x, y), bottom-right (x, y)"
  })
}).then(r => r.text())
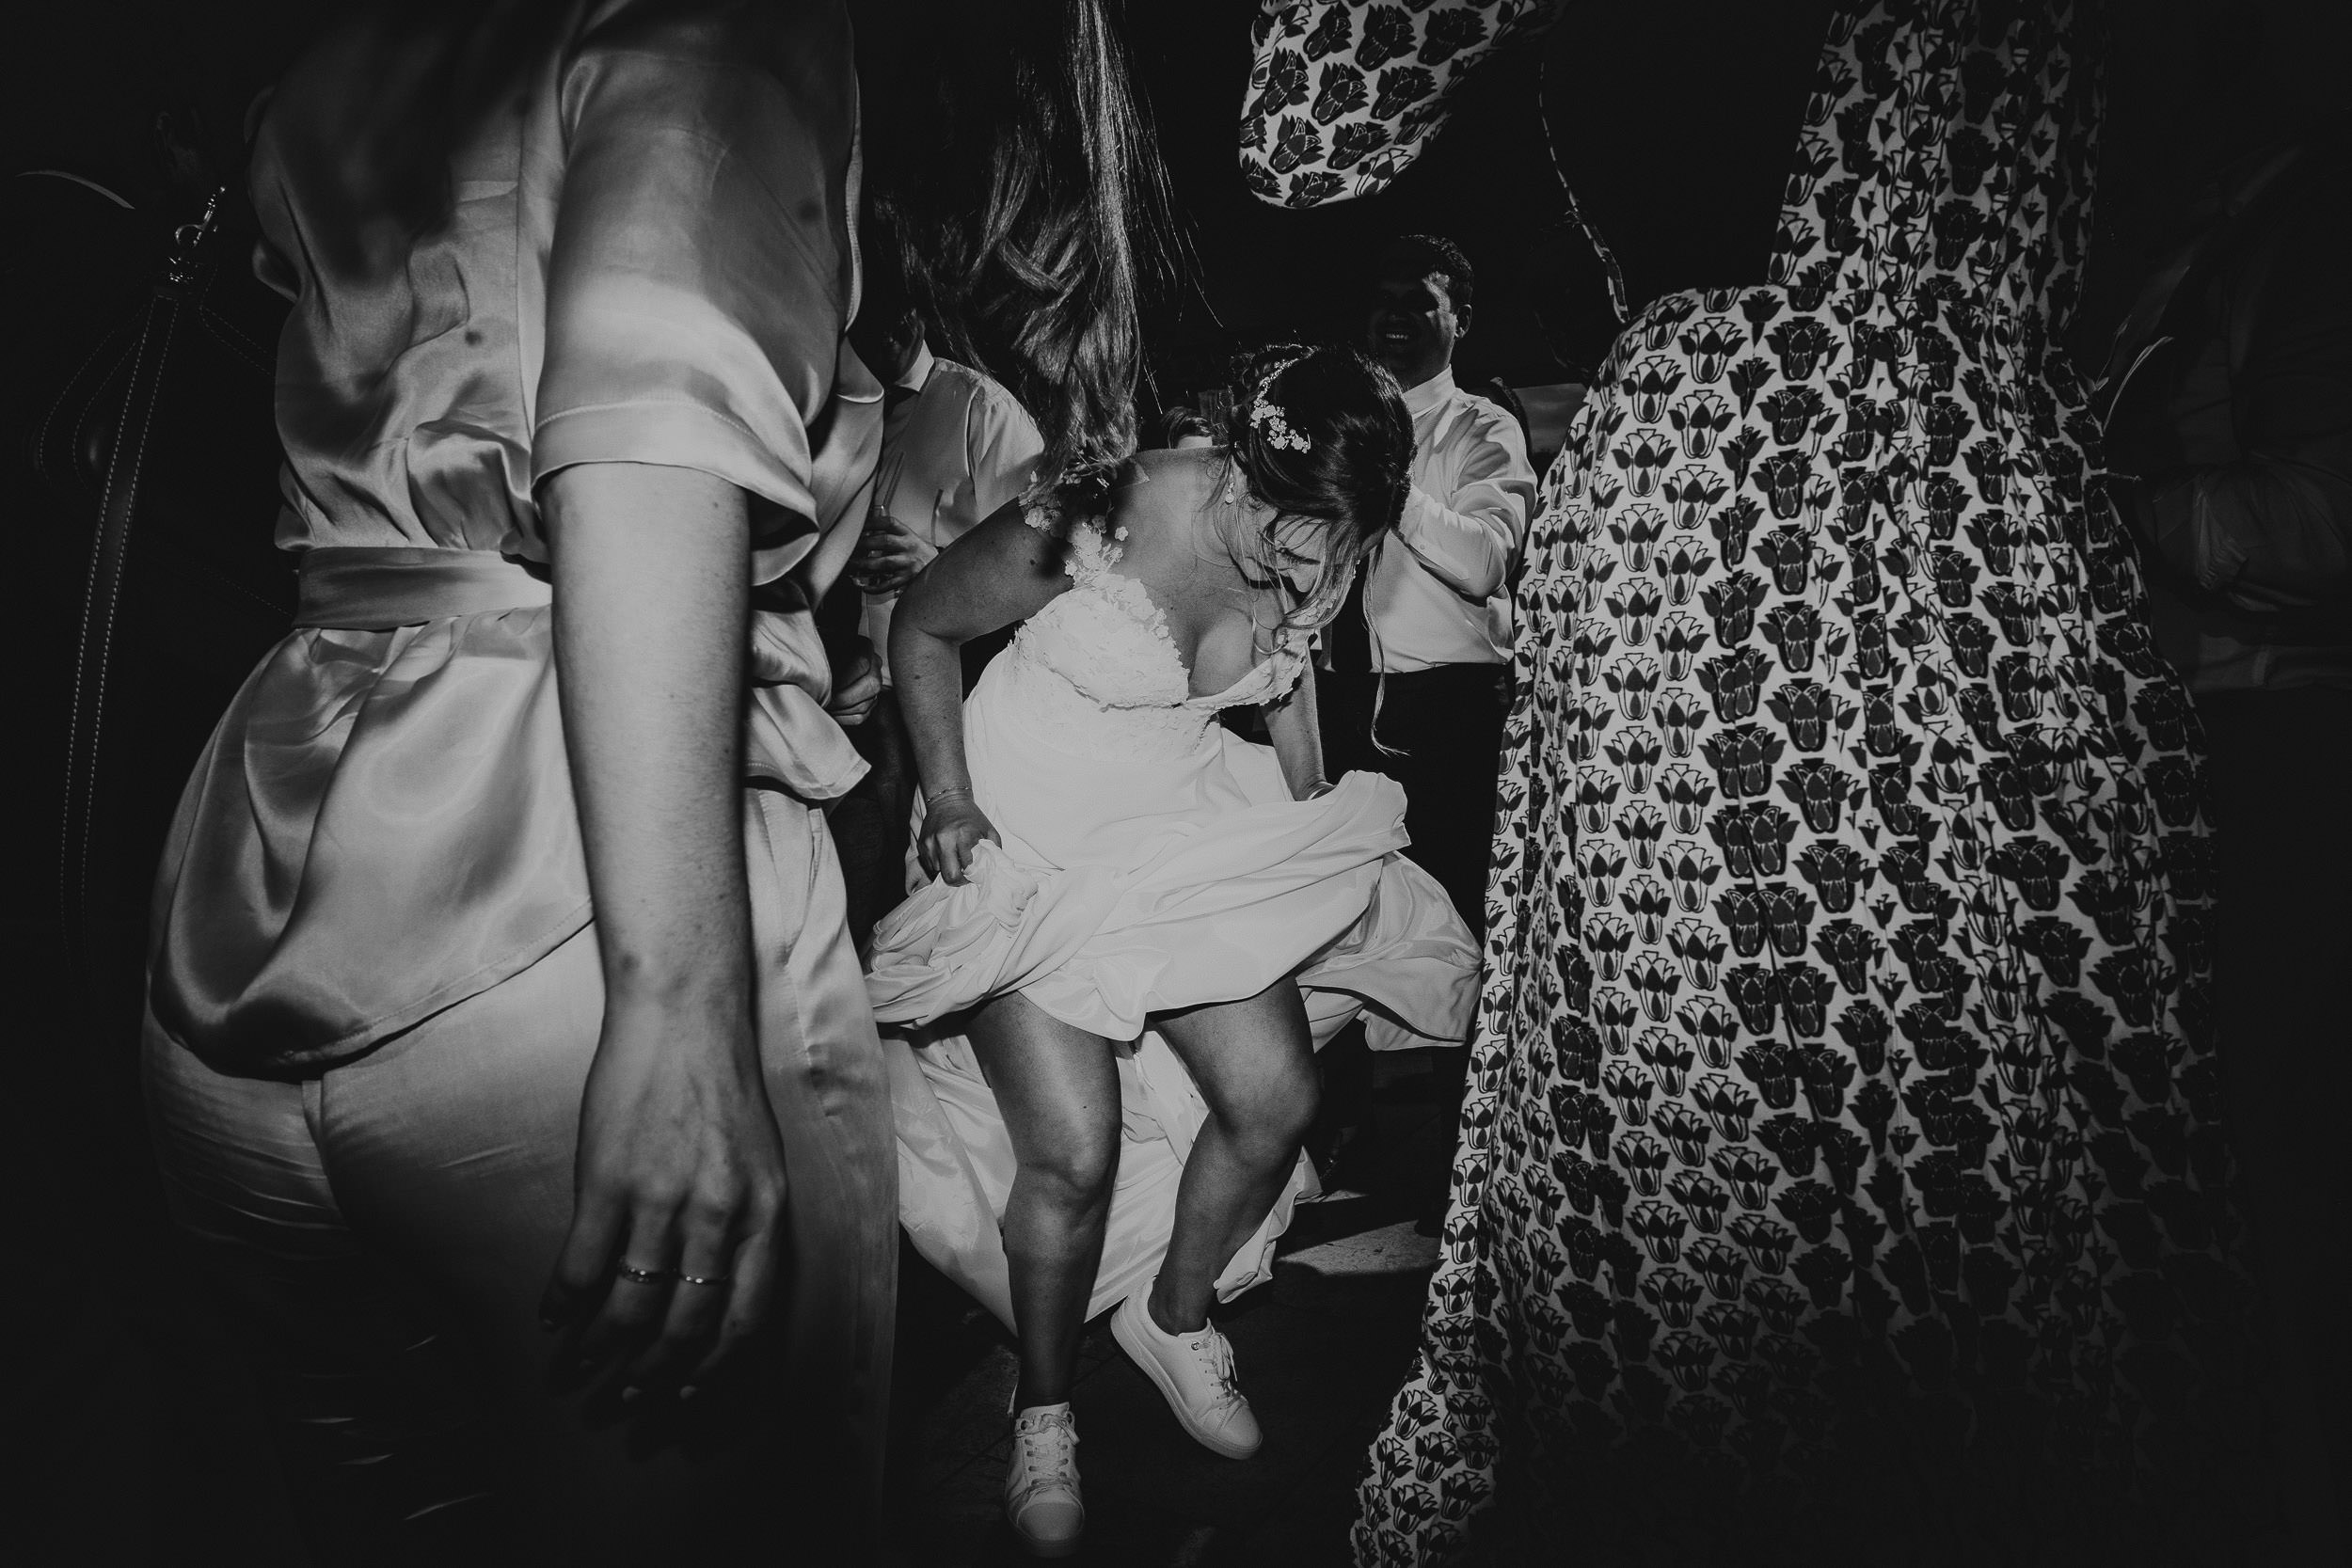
top-left (136, 1), bottom-right (1168, 1560)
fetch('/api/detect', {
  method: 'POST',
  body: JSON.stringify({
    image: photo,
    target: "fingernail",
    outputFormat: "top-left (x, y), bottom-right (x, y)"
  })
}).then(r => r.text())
top-left (620, 1386), bottom-right (641, 1403)
top-left (677, 1385), bottom-right (698, 1402)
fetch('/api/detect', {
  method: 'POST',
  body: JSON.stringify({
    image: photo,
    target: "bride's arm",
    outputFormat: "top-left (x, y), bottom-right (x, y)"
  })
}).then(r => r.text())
top-left (1263, 667), bottom-right (1332, 800)
top-left (890, 504), bottom-right (1068, 882)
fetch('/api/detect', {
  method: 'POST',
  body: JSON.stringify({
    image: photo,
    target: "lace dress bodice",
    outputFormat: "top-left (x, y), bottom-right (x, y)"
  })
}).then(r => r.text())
top-left (991, 516), bottom-right (1310, 763)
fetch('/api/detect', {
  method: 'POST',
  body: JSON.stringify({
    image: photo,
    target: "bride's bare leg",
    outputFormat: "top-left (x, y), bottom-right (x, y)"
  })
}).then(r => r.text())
top-left (1150, 978), bottom-right (1320, 1332)
top-left (965, 991), bottom-right (1122, 1409)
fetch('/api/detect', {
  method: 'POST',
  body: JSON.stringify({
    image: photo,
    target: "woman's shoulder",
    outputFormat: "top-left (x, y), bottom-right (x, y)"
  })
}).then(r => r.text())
top-left (1015, 499), bottom-right (1121, 591)
top-left (574, 0), bottom-right (851, 82)
top-left (564, 0), bottom-right (856, 161)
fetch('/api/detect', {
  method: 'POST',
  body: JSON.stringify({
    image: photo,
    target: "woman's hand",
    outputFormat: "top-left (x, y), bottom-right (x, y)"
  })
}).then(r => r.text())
top-left (541, 461), bottom-right (785, 1409)
top-left (542, 992), bottom-right (787, 1402)
top-left (891, 508), bottom-right (1069, 888)
top-left (918, 793), bottom-right (1000, 885)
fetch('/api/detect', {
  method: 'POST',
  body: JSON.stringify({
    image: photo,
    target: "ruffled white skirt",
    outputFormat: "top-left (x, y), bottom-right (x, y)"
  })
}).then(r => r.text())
top-left (867, 670), bottom-right (1478, 1329)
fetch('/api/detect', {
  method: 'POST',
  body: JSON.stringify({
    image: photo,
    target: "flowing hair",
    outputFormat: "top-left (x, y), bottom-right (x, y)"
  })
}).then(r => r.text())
top-left (862, 0), bottom-right (1176, 511)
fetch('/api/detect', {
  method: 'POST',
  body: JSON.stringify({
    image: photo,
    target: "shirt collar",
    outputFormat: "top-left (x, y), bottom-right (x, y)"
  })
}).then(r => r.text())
top-left (1402, 365), bottom-right (1456, 418)
top-left (896, 341), bottom-right (936, 395)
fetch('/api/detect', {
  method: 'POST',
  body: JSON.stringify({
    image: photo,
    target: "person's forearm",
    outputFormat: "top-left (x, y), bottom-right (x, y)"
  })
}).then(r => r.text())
top-left (891, 615), bottom-right (976, 800)
top-left (1396, 485), bottom-right (1518, 601)
top-left (1264, 673), bottom-right (1327, 799)
top-left (547, 463), bottom-right (753, 1007)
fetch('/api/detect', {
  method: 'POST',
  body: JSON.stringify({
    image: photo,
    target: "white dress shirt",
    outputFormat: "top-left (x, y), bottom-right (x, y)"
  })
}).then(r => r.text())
top-left (1359, 368), bottom-right (1537, 671)
top-left (864, 342), bottom-right (1045, 680)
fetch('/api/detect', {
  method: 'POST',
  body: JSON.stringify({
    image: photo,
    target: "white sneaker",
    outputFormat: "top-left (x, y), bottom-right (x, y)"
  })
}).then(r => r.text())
top-left (1004, 1402), bottom-right (1084, 1558)
top-left (1111, 1290), bottom-right (1263, 1460)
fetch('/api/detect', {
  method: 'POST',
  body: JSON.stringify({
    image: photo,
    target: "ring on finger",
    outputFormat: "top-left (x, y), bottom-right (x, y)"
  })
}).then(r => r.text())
top-left (616, 1261), bottom-right (676, 1285)
top-left (678, 1271), bottom-right (732, 1288)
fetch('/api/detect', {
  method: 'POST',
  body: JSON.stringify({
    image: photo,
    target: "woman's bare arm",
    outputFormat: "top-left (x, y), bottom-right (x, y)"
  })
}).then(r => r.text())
top-left (1263, 662), bottom-right (1330, 800)
top-left (890, 504), bottom-right (1069, 879)
top-left (552, 464), bottom-right (751, 1004)
top-left (540, 461), bottom-right (787, 1399)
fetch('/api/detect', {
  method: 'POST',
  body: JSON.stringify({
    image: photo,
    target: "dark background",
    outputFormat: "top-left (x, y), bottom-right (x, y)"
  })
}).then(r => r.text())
top-left (5, 2), bottom-right (2346, 1561)
top-left (1114, 0), bottom-right (2352, 394)
top-left (11, 1), bottom-right (2351, 390)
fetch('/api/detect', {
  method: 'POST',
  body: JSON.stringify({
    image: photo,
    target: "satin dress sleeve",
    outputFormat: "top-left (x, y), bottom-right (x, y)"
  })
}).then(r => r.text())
top-left (149, 0), bottom-right (872, 1074)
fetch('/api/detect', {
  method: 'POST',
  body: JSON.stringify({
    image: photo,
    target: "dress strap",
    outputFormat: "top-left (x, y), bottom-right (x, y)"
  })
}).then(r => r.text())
top-left (1056, 520), bottom-right (1126, 587)
top-left (1266, 628), bottom-right (1312, 697)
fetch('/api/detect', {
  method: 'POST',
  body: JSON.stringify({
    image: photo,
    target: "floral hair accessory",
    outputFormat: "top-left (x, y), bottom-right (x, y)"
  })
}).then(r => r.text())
top-left (1249, 370), bottom-right (1310, 453)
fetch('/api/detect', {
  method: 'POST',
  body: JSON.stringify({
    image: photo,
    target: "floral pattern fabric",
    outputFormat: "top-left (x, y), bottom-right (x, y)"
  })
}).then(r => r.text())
top-left (1347, 4), bottom-right (2243, 1562)
top-left (1239, 0), bottom-right (1557, 209)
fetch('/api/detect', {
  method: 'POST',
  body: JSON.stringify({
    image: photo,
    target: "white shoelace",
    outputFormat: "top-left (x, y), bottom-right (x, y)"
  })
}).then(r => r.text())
top-left (1011, 1414), bottom-right (1078, 1497)
top-left (1182, 1326), bottom-right (1247, 1413)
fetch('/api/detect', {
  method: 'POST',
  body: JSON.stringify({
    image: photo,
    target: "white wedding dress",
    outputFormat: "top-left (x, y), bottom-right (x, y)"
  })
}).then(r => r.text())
top-left (868, 514), bottom-right (1479, 1330)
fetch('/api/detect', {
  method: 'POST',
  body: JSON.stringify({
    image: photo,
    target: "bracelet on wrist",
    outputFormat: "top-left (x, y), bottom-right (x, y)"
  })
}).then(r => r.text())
top-left (929, 784), bottom-right (975, 805)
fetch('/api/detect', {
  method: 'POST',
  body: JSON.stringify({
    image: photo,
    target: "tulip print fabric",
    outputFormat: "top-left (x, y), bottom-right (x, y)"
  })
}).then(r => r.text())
top-left (1239, 0), bottom-right (1558, 208)
top-left (1352, 4), bottom-right (2244, 1563)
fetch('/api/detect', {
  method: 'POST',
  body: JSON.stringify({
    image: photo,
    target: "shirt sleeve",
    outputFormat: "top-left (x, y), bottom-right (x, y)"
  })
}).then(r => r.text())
top-left (965, 383), bottom-right (1047, 521)
top-left (532, 7), bottom-right (855, 562)
top-left (1395, 404), bottom-right (1537, 602)
top-left (2159, 455), bottom-right (2352, 612)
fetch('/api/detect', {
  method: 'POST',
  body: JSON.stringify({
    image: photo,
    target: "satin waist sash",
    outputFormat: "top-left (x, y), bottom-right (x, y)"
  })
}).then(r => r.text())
top-left (155, 544), bottom-right (866, 1073)
top-left (296, 547), bottom-right (553, 629)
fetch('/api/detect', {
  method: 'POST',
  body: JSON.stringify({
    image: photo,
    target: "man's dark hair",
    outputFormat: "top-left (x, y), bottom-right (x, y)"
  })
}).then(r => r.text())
top-left (1380, 234), bottom-right (1475, 333)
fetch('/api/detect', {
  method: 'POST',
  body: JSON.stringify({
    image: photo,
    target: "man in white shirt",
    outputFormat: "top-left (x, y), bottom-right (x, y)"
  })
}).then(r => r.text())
top-left (1323, 234), bottom-right (1537, 944)
top-left (833, 293), bottom-right (1043, 947)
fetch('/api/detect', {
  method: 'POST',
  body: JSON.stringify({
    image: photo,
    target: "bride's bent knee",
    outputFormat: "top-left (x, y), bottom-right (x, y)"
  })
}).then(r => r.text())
top-left (1013, 1134), bottom-right (1120, 1216)
top-left (1218, 1072), bottom-right (1319, 1164)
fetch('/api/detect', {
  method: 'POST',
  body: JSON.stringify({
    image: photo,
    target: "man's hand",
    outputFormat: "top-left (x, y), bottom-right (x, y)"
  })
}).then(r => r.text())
top-left (828, 637), bottom-right (882, 727)
top-left (850, 514), bottom-right (937, 594)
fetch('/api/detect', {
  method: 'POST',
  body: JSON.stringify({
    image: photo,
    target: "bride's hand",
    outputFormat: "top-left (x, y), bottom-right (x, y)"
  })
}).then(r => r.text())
top-left (919, 794), bottom-right (999, 885)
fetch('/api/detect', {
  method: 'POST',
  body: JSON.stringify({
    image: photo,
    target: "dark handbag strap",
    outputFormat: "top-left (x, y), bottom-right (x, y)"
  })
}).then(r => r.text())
top-left (59, 188), bottom-right (225, 958)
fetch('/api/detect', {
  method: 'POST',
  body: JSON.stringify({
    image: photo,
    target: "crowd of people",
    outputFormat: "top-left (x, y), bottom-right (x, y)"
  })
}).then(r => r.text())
top-left (23, 0), bottom-right (2347, 1564)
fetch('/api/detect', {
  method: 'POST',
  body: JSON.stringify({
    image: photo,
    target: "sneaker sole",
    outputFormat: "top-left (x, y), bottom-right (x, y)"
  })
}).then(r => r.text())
top-left (1009, 1521), bottom-right (1083, 1560)
top-left (1110, 1299), bottom-right (1262, 1461)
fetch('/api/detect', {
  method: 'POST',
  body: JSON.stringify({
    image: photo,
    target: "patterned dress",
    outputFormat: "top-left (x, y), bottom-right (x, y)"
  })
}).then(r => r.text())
top-left (1238, 0), bottom-right (1555, 210)
top-left (1342, 5), bottom-right (2244, 1562)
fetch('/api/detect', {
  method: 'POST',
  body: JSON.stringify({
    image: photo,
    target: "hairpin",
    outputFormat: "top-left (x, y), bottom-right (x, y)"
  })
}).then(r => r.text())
top-left (1249, 369), bottom-right (1310, 453)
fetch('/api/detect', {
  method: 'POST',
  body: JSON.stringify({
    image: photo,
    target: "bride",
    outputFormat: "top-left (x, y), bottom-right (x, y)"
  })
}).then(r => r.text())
top-left (867, 345), bottom-right (1479, 1555)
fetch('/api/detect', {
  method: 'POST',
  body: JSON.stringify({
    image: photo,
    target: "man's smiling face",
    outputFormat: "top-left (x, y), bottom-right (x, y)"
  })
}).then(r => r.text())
top-left (1367, 266), bottom-right (1460, 390)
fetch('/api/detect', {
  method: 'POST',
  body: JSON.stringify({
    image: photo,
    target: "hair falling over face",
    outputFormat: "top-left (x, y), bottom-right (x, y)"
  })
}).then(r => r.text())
top-left (1212, 465), bottom-right (1359, 655)
top-left (1211, 344), bottom-right (1416, 646)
